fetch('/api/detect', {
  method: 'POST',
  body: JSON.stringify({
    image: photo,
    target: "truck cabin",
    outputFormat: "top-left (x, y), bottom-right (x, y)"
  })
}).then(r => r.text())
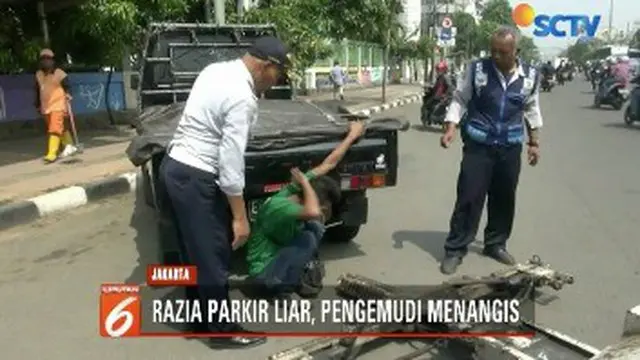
top-left (132, 23), bottom-right (292, 111)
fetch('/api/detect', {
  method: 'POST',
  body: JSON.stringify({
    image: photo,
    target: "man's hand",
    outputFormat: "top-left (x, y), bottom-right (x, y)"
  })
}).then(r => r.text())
top-left (291, 167), bottom-right (308, 185)
top-left (231, 217), bottom-right (251, 250)
top-left (527, 144), bottom-right (540, 166)
top-left (347, 120), bottom-right (366, 139)
top-left (440, 125), bottom-right (456, 148)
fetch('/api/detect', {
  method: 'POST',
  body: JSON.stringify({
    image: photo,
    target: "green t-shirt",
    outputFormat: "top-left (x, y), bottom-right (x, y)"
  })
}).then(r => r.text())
top-left (246, 171), bottom-right (317, 276)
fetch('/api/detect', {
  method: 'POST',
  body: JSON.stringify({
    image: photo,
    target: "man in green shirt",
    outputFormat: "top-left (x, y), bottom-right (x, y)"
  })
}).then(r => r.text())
top-left (246, 121), bottom-right (366, 298)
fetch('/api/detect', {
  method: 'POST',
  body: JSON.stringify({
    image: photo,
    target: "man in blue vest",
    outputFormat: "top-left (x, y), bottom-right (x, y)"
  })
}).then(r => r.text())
top-left (439, 26), bottom-right (543, 275)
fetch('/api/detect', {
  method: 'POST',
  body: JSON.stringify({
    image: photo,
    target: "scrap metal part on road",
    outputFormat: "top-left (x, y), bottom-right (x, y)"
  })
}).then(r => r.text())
top-left (1, 31), bottom-right (640, 360)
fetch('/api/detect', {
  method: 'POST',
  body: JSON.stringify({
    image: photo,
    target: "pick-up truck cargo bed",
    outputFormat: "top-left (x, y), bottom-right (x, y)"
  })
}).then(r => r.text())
top-left (126, 99), bottom-right (408, 166)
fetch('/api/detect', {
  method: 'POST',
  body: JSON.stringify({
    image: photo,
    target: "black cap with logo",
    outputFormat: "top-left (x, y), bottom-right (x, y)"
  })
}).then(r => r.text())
top-left (248, 36), bottom-right (291, 68)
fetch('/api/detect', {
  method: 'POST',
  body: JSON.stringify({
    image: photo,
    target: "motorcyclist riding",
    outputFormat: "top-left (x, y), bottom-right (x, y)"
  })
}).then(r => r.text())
top-left (422, 61), bottom-right (454, 124)
top-left (611, 56), bottom-right (631, 88)
top-left (556, 60), bottom-right (566, 85)
top-left (540, 61), bottom-right (555, 91)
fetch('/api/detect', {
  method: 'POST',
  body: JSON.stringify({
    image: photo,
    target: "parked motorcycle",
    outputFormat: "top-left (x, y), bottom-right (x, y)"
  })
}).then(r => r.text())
top-left (594, 79), bottom-right (628, 110)
top-left (623, 75), bottom-right (640, 125)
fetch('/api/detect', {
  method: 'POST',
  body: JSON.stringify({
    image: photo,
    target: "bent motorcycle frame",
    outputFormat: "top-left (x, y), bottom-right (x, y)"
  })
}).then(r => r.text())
top-left (267, 256), bottom-right (607, 360)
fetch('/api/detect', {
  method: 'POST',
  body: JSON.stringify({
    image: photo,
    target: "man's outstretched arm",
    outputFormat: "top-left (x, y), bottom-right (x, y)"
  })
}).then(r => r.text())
top-left (310, 121), bottom-right (366, 177)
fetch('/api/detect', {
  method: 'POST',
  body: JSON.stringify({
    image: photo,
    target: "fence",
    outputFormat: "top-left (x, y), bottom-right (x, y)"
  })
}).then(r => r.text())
top-left (0, 72), bottom-right (126, 123)
top-left (311, 40), bottom-right (389, 90)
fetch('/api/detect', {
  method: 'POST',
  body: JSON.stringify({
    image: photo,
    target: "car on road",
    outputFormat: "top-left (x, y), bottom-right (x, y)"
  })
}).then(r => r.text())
top-left (125, 23), bottom-right (406, 264)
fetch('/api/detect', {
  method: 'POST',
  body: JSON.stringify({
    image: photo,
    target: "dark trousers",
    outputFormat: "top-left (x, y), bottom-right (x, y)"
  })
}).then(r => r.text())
top-left (255, 221), bottom-right (324, 293)
top-left (444, 141), bottom-right (522, 257)
top-left (159, 156), bottom-right (233, 332)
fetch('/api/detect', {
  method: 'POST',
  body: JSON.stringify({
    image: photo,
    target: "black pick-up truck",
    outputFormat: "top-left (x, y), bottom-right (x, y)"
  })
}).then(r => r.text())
top-left (126, 23), bottom-right (406, 265)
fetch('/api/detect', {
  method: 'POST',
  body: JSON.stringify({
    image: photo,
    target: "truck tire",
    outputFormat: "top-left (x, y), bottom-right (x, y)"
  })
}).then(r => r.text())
top-left (324, 224), bottom-right (361, 243)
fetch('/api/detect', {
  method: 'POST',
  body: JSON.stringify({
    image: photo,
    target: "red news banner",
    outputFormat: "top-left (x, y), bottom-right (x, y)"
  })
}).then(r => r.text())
top-left (99, 265), bottom-right (535, 338)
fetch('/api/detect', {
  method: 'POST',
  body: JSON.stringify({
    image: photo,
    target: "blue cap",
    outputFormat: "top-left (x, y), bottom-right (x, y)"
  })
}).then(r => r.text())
top-left (248, 36), bottom-right (290, 67)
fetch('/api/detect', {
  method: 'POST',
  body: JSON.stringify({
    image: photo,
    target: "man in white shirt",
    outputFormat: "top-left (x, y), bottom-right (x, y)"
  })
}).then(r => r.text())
top-left (159, 36), bottom-right (289, 348)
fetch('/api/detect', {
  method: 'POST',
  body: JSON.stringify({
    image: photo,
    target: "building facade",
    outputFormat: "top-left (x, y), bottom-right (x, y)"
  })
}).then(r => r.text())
top-left (399, 0), bottom-right (423, 41)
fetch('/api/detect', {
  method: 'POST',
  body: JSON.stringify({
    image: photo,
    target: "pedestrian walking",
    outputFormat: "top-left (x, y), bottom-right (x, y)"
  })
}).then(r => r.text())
top-left (159, 36), bottom-right (289, 347)
top-left (330, 61), bottom-right (346, 100)
top-left (35, 49), bottom-right (78, 163)
top-left (439, 26), bottom-right (542, 275)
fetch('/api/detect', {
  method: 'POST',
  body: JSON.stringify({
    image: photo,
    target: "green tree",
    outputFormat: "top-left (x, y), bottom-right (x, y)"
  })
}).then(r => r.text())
top-left (243, 0), bottom-right (333, 90)
top-left (480, 0), bottom-right (514, 27)
top-left (517, 36), bottom-right (539, 62)
top-left (0, 0), bottom-right (201, 72)
top-left (565, 41), bottom-right (593, 64)
top-left (324, 0), bottom-right (404, 101)
top-left (0, 5), bottom-right (41, 73)
top-left (451, 11), bottom-right (479, 58)
top-left (630, 29), bottom-right (640, 48)
top-left (474, 0), bottom-right (539, 61)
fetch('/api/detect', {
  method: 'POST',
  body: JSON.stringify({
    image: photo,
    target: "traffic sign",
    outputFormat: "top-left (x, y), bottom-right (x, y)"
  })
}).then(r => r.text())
top-left (437, 27), bottom-right (457, 47)
top-left (442, 16), bottom-right (453, 29)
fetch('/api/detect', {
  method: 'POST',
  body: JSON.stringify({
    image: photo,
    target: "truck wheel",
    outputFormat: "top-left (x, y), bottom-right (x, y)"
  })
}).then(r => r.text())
top-left (141, 165), bottom-right (156, 208)
top-left (324, 224), bottom-right (361, 243)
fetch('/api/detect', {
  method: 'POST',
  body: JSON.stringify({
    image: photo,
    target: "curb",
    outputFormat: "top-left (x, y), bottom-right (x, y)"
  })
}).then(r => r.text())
top-left (0, 171), bottom-right (139, 230)
top-left (338, 92), bottom-right (423, 116)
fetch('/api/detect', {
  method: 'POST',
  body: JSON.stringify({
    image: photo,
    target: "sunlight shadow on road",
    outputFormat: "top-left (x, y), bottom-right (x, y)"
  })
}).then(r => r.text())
top-left (391, 230), bottom-right (483, 262)
top-left (124, 176), bottom-right (160, 284)
top-left (602, 122), bottom-right (640, 131)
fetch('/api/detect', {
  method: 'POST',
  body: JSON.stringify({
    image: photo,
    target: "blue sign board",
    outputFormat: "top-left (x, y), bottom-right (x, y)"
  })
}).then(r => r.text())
top-left (440, 28), bottom-right (453, 41)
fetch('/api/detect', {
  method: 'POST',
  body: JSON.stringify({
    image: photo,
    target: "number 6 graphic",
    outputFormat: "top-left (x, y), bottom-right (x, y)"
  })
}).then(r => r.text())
top-left (104, 296), bottom-right (137, 337)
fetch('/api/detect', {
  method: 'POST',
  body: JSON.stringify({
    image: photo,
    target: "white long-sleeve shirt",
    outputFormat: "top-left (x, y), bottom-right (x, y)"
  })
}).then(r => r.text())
top-left (445, 62), bottom-right (543, 129)
top-left (168, 59), bottom-right (258, 196)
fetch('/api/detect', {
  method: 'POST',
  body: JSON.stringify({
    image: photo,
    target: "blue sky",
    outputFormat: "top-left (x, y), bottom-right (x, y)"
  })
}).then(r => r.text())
top-left (508, 0), bottom-right (640, 56)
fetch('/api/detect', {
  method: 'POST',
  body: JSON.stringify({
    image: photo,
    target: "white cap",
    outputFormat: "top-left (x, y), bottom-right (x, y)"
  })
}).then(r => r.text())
top-left (620, 55), bottom-right (630, 62)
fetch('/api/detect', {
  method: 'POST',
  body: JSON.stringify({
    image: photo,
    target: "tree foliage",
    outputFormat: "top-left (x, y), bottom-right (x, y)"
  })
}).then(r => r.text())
top-left (242, 0), bottom-right (333, 85)
top-left (452, 0), bottom-right (540, 62)
top-left (0, 0), bottom-right (541, 74)
top-left (0, 0), bottom-right (202, 72)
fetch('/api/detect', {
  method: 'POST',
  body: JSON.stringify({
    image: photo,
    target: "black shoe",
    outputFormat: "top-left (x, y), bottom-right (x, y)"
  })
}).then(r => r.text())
top-left (205, 324), bottom-right (267, 349)
top-left (440, 256), bottom-right (462, 275)
top-left (482, 248), bottom-right (516, 265)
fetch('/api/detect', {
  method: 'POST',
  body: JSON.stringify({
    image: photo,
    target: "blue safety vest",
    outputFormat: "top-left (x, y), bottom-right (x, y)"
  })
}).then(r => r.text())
top-left (463, 58), bottom-right (538, 146)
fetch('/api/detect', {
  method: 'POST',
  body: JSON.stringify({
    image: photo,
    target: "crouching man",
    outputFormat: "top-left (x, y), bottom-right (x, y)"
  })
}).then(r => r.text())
top-left (246, 120), bottom-right (366, 299)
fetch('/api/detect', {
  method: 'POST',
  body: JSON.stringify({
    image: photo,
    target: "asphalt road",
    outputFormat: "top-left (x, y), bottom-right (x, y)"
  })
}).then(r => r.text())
top-left (1, 80), bottom-right (640, 359)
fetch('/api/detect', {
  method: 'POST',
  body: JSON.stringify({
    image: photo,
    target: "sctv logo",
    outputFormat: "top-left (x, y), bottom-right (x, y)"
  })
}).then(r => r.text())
top-left (512, 3), bottom-right (601, 37)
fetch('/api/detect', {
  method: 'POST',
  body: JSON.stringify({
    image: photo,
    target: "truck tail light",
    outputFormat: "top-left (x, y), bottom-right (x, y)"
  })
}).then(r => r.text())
top-left (371, 174), bottom-right (386, 187)
top-left (341, 175), bottom-right (386, 190)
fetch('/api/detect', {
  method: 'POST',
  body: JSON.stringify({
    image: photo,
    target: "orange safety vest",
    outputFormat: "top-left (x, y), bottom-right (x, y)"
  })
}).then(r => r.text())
top-left (36, 69), bottom-right (68, 114)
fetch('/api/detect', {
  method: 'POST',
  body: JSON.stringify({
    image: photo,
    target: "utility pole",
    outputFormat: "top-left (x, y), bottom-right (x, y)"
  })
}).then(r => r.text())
top-left (429, 0), bottom-right (439, 83)
top-left (607, 0), bottom-right (614, 42)
top-left (37, 1), bottom-right (50, 45)
top-left (214, 0), bottom-right (226, 25)
top-left (204, 0), bottom-right (213, 23)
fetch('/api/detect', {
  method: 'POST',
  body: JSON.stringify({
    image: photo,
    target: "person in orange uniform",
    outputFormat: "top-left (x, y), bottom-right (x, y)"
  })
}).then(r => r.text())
top-left (35, 48), bottom-right (77, 163)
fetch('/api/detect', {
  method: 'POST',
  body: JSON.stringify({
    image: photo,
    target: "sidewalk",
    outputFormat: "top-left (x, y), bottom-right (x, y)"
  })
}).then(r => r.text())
top-left (0, 129), bottom-right (135, 203)
top-left (0, 84), bottom-right (422, 208)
